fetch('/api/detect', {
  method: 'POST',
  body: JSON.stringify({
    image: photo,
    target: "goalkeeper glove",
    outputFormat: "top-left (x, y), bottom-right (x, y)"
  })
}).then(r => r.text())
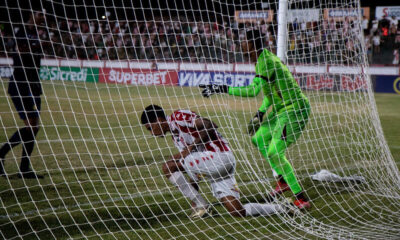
top-left (247, 110), bottom-right (265, 135)
top-left (199, 84), bottom-right (229, 98)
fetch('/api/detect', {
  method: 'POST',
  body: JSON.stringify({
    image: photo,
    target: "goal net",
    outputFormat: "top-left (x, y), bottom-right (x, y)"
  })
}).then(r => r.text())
top-left (0, 0), bottom-right (399, 239)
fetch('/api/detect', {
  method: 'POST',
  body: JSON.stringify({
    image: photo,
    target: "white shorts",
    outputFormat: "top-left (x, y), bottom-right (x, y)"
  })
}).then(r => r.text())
top-left (181, 151), bottom-right (240, 199)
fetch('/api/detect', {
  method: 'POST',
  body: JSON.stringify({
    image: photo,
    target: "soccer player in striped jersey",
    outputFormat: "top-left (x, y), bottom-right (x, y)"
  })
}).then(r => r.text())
top-left (200, 30), bottom-right (311, 209)
top-left (141, 105), bottom-right (292, 218)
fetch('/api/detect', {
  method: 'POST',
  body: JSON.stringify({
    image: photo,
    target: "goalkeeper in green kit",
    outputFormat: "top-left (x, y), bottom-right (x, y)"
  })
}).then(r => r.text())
top-left (200, 30), bottom-right (311, 209)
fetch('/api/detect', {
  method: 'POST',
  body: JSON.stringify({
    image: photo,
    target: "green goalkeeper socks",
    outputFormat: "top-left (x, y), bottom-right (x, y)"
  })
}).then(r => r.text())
top-left (252, 133), bottom-right (302, 194)
top-left (275, 156), bottom-right (302, 194)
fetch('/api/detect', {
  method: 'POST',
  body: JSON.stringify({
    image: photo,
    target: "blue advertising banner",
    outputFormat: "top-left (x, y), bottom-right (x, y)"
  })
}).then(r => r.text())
top-left (178, 71), bottom-right (369, 92)
top-left (178, 71), bottom-right (254, 87)
top-left (375, 75), bottom-right (400, 94)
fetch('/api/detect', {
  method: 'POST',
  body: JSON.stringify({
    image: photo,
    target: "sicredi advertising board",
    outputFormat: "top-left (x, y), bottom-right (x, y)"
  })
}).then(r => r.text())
top-left (376, 6), bottom-right (400, 19)
top-left (40, 66), bottom-right (99, 82)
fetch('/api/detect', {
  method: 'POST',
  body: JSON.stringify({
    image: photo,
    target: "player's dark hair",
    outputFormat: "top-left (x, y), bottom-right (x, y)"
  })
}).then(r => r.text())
top-left (246, 29), bottom-right (264, 55)
top-left (141, 105), bottom-right (166, 124)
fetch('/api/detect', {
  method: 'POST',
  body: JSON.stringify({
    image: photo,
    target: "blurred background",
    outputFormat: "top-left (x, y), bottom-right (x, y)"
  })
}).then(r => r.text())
top-left (0, 0), bottom-right (399, 65)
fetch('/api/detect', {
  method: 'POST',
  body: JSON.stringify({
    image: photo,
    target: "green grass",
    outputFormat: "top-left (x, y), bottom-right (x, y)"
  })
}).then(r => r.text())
top-left (0, 80), bottom-right (399, 239)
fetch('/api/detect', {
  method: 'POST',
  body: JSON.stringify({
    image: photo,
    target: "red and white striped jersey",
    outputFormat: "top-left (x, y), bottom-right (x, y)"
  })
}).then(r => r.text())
top-left (167, 109), bottom-right (230, 153)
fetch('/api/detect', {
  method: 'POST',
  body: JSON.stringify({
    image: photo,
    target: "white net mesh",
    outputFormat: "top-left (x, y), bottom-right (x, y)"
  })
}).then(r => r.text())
top-left (0, 0), bottom-right (399, 239)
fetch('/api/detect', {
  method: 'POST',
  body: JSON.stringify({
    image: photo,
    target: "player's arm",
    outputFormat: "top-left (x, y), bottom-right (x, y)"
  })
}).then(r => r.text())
top-left (170, 117), bottom-right (217, 160)
top-left (200, 54), bottom-right (274, 98)
top-left (200, 77), bottom-right (263, 98)
top-left (247, 59), bottom-right (275, 134)
top-left (183, 117), bottom-right (216, 156)
top-left (227, 77), bottom-right (263, 97)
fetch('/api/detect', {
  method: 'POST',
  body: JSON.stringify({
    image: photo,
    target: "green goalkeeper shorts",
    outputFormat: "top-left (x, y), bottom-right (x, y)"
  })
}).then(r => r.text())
top-left (252, 104), bottom-right (311, 154)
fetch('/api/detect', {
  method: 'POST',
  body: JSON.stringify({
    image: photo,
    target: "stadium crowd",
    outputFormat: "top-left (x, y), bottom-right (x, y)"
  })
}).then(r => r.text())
top-left (0, 14), bottom-right (399, 65)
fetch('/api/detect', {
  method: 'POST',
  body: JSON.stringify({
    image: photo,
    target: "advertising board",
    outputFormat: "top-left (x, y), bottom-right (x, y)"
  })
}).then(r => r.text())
top-left (40, 66), bottom-right (99, 82)
top-left (374, 75), bottom-right (400, 94)
top-left (376, 6), bottom-right (400, 19)
top-left (178, 71), bottom-right (253, 87)
top-left (324, 7), bottom-right (370, 21)
top-left (234, 10), bottom-right (274, 23)
top-left (99, 68), bottom-right (178, 86)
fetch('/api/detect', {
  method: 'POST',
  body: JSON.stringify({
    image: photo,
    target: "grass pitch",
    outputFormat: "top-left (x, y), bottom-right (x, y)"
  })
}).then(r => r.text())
top-left (0, 80), bottom-right (399, 239)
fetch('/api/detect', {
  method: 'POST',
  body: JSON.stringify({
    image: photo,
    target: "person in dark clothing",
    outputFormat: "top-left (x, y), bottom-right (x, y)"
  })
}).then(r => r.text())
top-left (0, 12), bottom-right (44, 179)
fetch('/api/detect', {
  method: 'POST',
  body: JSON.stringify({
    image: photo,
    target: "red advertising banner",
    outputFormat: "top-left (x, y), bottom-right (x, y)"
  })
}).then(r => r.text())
top-left (99, 68), bottom-right (178, 86)
top-left (296, 74), bottom-right (368, 92)
top-left (306, 75), bottom-right (334, 90)
top-left (340, 75), bottom-right (368, 91)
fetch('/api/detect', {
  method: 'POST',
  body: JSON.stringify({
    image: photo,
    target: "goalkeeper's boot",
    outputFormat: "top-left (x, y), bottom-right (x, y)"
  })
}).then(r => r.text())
top-left (293, 192), bottom-right (311, 210)
top-left (293, 199), bottom-right (311, 210)
top-left (265, 178), bottom-right (290, 202)
top-left (270, 181), bottom-right (290, 197)
top-left (270, 180), bottom-right (290, 197)
top-left (189, 205), bottom-right (212, 219)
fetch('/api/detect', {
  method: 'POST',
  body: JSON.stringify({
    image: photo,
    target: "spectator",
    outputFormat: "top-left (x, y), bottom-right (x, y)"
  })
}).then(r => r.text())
top-left (390, 22), bottom-right (397, 36)
top-left (390, 16), bottom-right (398, 29)
top-left (365, 35), bottom-right (372, 63)
top-left (394, 35), bottom-right (400, 49)
top-left (322, 20), bottom-right (329, 35)
top-left (328, 18), bottom-right (336, 33)
top-left (393, 49), bottom-right (399, 65)
top-left (343, 17), bottom-right (351, 36)
top-left (381, 26), bottom-right (389, 37)
top-left (371, 17), bottom-right (379, 35)
top-left (301, 21), bottom-right (307, 32)
top-left (0, 13), bottom-right (398, 65)
top-left (345, 39), bottom-right (354, 62)
top-left (362, 16), bottom-right (369, 35)
top-left (372, 32), bottom-right (382, 54)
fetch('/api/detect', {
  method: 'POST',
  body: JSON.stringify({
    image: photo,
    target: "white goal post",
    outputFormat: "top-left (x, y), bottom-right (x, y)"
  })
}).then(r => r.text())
top-left (277, 0), bottom-right (289, 62)
top-left (0, 0), bottom-right (399, 239)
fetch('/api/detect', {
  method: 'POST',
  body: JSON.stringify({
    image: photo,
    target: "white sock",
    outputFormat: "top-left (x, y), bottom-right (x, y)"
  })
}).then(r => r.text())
top-left (168, 172), bottom-right (208, 208)
top-left (272, 169), bottom-right (278, 177)
top-left (244, 203), bottom-right (286, 216)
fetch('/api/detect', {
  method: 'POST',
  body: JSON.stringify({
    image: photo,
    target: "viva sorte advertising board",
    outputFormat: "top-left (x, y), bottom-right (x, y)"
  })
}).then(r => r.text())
top-left (40, 66), bottom-right (99, 82)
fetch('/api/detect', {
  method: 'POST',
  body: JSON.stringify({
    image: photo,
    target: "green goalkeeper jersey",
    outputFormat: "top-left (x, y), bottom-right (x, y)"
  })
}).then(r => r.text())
top-left (228, 49), bottom-right (309, 114)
